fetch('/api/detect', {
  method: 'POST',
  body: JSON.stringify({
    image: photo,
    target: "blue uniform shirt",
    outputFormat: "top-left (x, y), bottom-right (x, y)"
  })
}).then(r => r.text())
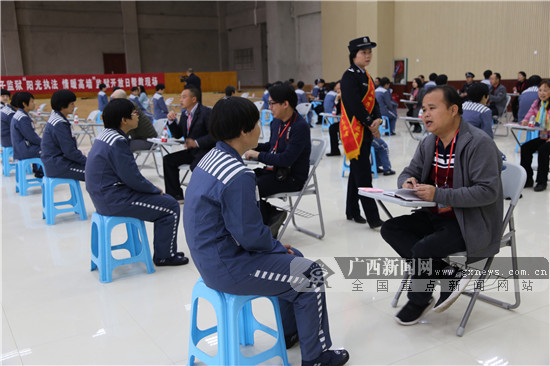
top-left (323, 90), bottom-right (338, 114)
top-left (462, 101), bottom-right (494, 138)
top-left (295, 89), bottom-right (308, 105)
top-left (85, 128), bottom-right (160, 215)
top-left (41, 111), bottom-right (87, 176)
top-left (152, 92), bottom-right (168, 120)
top-left (10, 109), bottom-right (41, 160)
top-left (184, 141), bottom-right (287, 288)
top-left (1, 104), bottom-right (17, 147)
top-left (98, 91), bottom-right (108, 112)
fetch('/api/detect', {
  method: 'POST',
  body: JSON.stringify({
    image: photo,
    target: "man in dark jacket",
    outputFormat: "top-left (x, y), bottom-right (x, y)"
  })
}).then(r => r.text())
top-left (162, 86), bottom-right (214, 202)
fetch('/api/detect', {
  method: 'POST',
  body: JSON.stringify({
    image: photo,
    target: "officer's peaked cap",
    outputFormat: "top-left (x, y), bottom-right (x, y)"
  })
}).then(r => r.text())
top-left (348, 36), bottom-right (377, 52)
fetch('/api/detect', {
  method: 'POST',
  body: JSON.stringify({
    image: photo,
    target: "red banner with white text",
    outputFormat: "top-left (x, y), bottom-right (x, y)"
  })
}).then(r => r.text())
top-left (0, 73), bottom-right (165, 93)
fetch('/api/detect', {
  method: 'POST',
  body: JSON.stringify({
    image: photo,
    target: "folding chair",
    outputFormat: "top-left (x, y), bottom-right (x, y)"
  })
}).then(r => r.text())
top-left (267, 138), bottom-right (326, 240)
top-left (240, 92), bottom-right (250, 98)
top-left (391, 161), bottom-right (526, 336)
top-left (492, 95), bottom-right (511, 137)
top-left (296, 103), bottom-right (312, 125)
top-left (253, 101), bottom-right (265, 140)
top-left (179, 164), bottom-right (191, 186)
top-left (135, 118), bottom-right (167, 176)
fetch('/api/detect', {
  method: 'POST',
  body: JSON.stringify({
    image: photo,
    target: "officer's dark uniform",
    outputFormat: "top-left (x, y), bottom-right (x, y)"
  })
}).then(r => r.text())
top-left (340, 37), bottom-right (382, 226)
top-left (41, 110), bottom-right (86, 180)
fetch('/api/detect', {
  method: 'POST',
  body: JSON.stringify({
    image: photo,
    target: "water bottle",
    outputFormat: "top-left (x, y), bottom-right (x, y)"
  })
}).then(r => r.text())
top-left (528, 115), bottom-right (535, 128)
top-left (73, 114), bottom-right (78, 124)
top-left (161, 127), bottom-right (168, 142)
top-left (418, 109), bottom-right (423, 118)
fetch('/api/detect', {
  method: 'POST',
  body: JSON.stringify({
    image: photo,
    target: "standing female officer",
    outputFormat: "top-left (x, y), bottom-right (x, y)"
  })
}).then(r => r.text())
top-left (340, 36), bottom-right (384, 228)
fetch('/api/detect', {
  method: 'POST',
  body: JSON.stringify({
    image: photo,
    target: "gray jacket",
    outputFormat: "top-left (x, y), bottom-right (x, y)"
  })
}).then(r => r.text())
top-left (489, 84), bottom-right (507, 116)
top-left (398, 120), bottom-right (503, 261)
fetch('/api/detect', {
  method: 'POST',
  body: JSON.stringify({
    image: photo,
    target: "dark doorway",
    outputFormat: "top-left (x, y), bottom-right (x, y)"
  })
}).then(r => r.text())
top-left (103, 53), bottom-right (126, 74)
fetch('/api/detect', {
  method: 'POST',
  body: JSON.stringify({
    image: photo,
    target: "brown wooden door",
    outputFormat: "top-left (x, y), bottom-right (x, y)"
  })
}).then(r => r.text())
top-left (103, 53), bottom-right (127, 74)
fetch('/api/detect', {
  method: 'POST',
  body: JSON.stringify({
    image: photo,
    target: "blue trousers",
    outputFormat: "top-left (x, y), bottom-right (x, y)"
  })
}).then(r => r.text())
top-left (372, 138), bottom-right (391, 171)
top-left (209, 248), bottom-right (332, 362)
top-left (109, 193), bottom-right (181, 260)
top-left (46, 163), bottom-right (86, 181)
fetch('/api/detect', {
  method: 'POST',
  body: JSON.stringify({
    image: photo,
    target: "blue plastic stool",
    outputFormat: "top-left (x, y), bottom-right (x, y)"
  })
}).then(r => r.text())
top-left (188, 278), bottom-right (290, 366)
top-left (515, 129), bottom-right (539, 153)
top-left (2, 146), bottom-right (16, 177)
top-left (90, 213), bottom-right (155, 283)
top-left (379, 115), bottom-right (391, 136)
top-left (42, 177), bottom-right (87, 225)
top-left (261, 109), bottom-right (273, 126)
top-left (341, 147), bottom-right (377, 178)
top-left (15, 158), bottom-right (44, 196)
top-left (370, 145), bottom-right (378, 178)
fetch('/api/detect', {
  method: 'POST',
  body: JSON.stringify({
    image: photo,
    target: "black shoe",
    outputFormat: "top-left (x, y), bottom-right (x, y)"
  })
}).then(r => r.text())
top-left (284, 332), bottom-right (299, 349)
top-left (269, 210), bottom-right (288, 238)
top-left (154, 255), bottom-right (189, 266)
top-left (534, 183), bottom-right (547, 192)
top-left (383, 169), bottom-right (396, 176)
top-left (302, 349), bottom-right (350, 366)
top-left (346, 214), bottom-right (366, 224)
top-left (395, 298), bottom-right (434, 325)
top-left (326, 152), bottom-right (341, 157)
top-left (377, 167), bottom-right (384, 173)
top-left (34, 170), bottom-right (44, 179)
top-left (524, 180), bottom-right (534, 188)
top-left (391, 132), bottom-right (396, 136)
top-left (368, 219), bottom-right (384, 229)
top-left (433, 266), bottom-right (472, 313)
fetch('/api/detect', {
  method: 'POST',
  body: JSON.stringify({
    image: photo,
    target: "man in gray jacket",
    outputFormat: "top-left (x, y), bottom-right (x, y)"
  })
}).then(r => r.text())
top-left (381, 85), bottom-right (503, 326)
top-left (488, 72), bottom-right (508, 118)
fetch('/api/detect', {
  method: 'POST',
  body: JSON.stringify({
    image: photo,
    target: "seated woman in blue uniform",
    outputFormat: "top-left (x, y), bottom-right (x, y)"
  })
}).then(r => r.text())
top-left (10, 91), bottom-right (43, 178)
top-left (244, 83), bottom-right (311, 237)
top-left (85, 99), bottom-right (188, 266)
top-left (183, 96), bottom-right (349, 366)
top-left (41, 89), bottom-right (87, 181)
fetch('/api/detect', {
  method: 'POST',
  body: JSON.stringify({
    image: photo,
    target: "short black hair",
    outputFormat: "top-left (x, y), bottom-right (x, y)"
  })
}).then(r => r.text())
top-left (102, 99), bottom-right (135, 129)
top-left (112, 86), bottom-right (121, 92)
top-left (51, 89), bottom-right (77, 111)
top-left (528, 75), bottom-right (542, 87)
top-left (99, 83), bottom-right (106, 90)
top-left (380, 77), bottom-right (391, 87)
top-left (425, 85), bottom-right (463, 115)
top-left (224, 85), bottom-right (236, 96)
top-left (1, 89), bottom-right (10, 97)
top-left (209, 97), bottom-right (259, 141)
top-left (418, 74), bottom-right (425, 80)
top-left (483, 69), bottom-right (492, 79)
top-left (435, 74), bottom-right (448, 85)
top-left (155, 83), bottom-right (165, 91)
top-left (131, 86), bottom-right (139, 93)
top-left (265, 83), bottom-right (272, 90)
top-left (15, 91), bottom-right (34, 109)
top-left (467, 82), bottom-right (489, 103)
top-left (288, 78), bottom-right (295, 84)
top-left (268, 83), bottom-right (298, 109)
top-left (429, 73), bottom-right (438, 81)
top-left (10, 92), bottom-right (19, 107)
top-left (493, 73), bottom-right (501, 81)
top-left (518, 71), bottom-right (527, 78)
top-left (297, 81), bottom-right (304, 89)
top-left (184, 85), bottom-right (200, 100)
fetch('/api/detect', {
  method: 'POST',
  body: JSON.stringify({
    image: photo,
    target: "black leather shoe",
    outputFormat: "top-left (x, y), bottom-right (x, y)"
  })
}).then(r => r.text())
top-left (284, 332), bottom-right (299, 349)
top-left (347, 214), bottom-right (366, 224)
top-left (383, 169), bottom-right (396, 176)
top-left (154, 255), bottom-right (189, 266)
top-left (534, 183), bottom-right (547, 192)
top-left (368, 219), bottom-right (384, 229)
top-left (524, 180), bottom-right (534, 188)
top-left (326, 152), bottom-right (341, 157)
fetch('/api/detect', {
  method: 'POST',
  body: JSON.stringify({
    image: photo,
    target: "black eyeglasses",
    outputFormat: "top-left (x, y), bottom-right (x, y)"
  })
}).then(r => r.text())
top-left (268, 101), bottom-right (280, 106)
